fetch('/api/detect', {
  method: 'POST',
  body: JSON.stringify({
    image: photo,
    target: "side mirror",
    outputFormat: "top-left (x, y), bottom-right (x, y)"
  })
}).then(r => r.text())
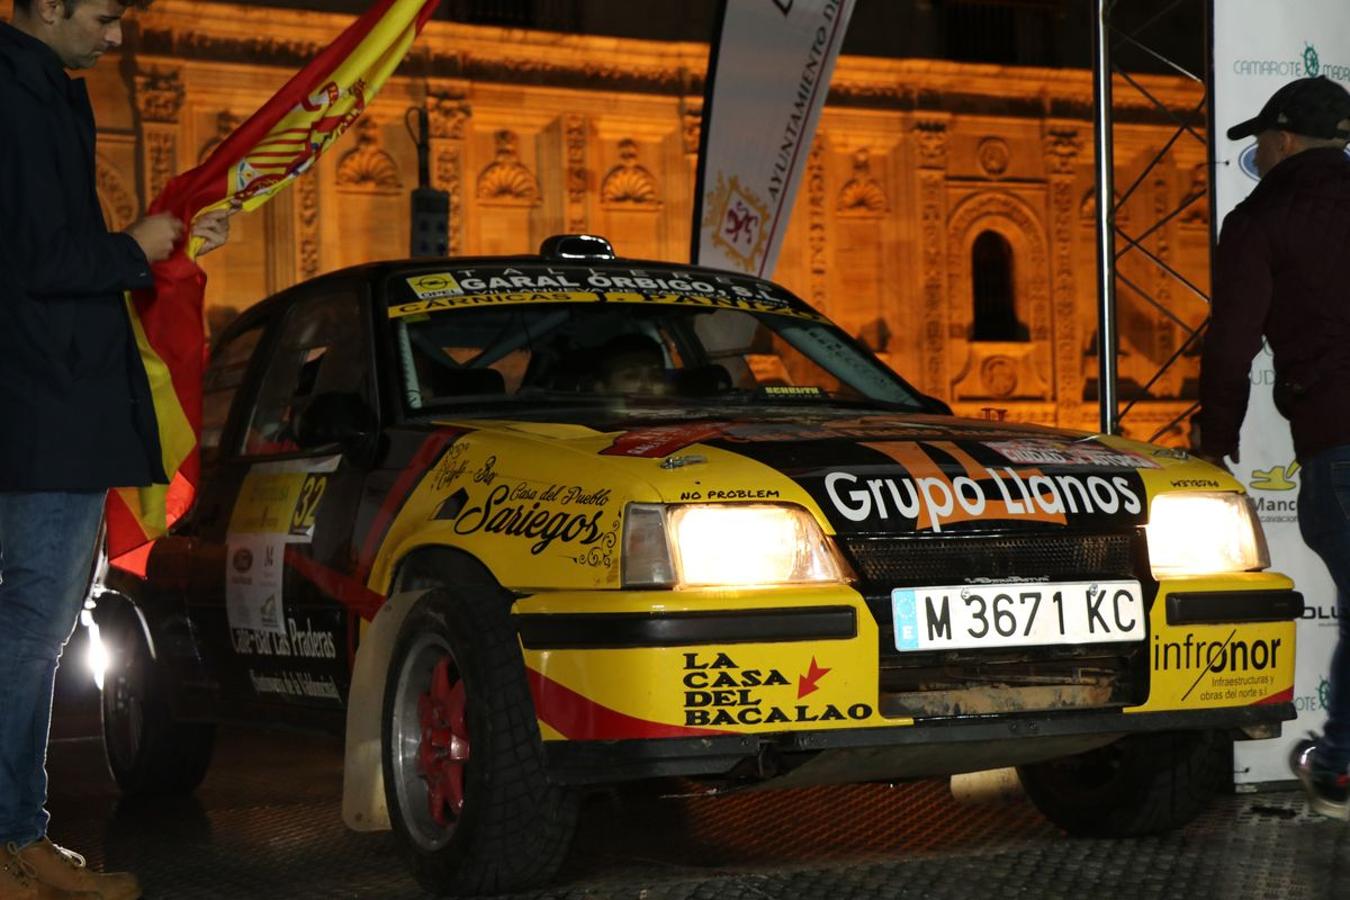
top-left (293, 391), bottom-right (377, 450)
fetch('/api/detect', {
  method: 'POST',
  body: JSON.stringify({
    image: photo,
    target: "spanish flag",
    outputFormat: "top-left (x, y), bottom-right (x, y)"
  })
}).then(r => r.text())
top-left (106, 0), bottom-right (442, 573)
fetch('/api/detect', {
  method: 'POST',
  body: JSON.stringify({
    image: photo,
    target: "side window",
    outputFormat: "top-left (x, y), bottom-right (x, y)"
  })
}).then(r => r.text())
top-left (241, 286), bottom-right (372, 457)
top-left (201, 324), bottom-right (264, 464)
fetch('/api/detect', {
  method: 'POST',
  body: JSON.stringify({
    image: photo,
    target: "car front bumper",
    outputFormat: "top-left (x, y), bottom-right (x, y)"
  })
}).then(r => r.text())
top-left (514, 575), bottom-right (1300, 785)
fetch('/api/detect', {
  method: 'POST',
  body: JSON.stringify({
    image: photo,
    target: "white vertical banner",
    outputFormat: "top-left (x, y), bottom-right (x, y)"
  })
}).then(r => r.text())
top-left (692, 0), bottom-right (855, 277)
top-left (1212, 0), bottom-right (1350, 785)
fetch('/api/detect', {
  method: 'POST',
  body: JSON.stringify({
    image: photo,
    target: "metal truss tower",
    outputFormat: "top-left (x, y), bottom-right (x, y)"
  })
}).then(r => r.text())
top-left (1093, 0), bottom-right (1213, 439)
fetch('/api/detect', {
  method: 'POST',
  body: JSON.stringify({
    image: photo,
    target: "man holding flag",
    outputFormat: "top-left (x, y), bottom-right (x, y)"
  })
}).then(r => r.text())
top-left (0, 1), bottom-right (229, 897)
top-left (2, 0), bottom-right (440, 894)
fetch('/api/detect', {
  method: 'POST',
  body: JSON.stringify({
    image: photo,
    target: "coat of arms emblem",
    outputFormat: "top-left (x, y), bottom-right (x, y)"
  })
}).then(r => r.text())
top-left (702, 173), bottom-right (771, 273)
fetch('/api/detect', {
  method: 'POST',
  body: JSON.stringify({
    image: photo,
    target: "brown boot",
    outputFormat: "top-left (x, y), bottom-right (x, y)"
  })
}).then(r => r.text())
top-left (11, 841), bottom-right (137, 900)
top-left (0, 844), bottom-right (96, 900)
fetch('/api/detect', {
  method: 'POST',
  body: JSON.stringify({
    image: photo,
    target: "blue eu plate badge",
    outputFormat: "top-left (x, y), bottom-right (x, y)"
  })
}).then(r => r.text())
top-left (892, 589), bottom-right (919, 651)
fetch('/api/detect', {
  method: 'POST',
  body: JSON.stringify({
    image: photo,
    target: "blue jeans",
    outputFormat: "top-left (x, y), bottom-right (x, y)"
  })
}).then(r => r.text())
top-left (0, 491), bottom-right (106, 846)
top-left (1297, 445), bottom-right (1350, 774)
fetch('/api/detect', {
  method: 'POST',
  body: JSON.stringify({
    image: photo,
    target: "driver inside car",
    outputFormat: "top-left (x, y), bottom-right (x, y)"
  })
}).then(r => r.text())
top-left (593, 333), bottom-right (669, 396)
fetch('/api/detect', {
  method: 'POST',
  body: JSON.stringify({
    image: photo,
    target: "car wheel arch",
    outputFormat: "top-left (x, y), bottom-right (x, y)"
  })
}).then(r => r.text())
top-left (342, 544), bottom-right (515, 833)
top-left (91, 589), bottom-right (158, 663)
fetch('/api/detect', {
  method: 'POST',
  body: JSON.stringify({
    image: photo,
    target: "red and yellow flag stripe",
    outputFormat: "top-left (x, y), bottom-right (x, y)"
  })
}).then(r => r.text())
top-left (107, 0), bottom-right (442, 573)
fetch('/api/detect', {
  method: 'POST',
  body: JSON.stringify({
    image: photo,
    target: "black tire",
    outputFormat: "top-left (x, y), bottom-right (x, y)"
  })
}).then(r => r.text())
top-left (100, 611), bottom-right (215, 796)
top-left (382, 585), bottom-right (579, 896)
top-left (1017, 730), bottom-right (1229, 837)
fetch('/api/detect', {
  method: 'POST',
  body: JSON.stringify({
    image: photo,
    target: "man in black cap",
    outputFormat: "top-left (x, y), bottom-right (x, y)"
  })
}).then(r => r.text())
top-left (1197, 75), bottom-right (1350, 819)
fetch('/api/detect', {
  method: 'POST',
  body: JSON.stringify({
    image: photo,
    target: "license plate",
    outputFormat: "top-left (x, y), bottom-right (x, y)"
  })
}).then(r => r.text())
top-left (891, 580), bottom-right (1145, 652)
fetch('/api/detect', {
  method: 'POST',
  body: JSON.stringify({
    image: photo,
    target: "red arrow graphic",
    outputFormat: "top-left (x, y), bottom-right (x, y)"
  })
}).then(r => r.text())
top-left (797, 656), bottom-right (832, 698)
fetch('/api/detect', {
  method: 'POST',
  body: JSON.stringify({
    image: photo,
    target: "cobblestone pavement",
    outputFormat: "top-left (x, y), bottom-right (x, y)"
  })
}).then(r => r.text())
top-left (42, 723), bottom-right (1348, 900)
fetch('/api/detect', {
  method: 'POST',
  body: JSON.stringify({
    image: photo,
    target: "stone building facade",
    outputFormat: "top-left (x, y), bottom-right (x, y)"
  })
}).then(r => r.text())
top-left (2, 0), bottom-right (1211, 440)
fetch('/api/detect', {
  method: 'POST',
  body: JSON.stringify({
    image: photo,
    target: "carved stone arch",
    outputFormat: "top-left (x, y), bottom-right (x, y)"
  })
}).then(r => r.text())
top-left (95, 156), bottom-right (137, 231)
top-left (946, 191), bottom-right (1051, 344)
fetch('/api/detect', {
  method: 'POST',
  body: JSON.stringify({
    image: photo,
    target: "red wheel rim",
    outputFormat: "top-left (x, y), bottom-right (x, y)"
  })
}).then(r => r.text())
top-left (415, 656), bottom-right (470, 826)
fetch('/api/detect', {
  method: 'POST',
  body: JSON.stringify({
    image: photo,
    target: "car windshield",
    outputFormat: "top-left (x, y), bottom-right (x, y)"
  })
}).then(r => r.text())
top-left (385, 270), bottom-right (925, 416)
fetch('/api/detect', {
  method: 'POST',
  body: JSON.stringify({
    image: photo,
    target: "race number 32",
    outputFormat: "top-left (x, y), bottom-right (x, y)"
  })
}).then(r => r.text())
top-left (290, 474), bottom-right (328, 537)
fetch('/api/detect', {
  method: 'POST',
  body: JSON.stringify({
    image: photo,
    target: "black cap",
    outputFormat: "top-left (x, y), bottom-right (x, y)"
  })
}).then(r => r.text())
top-left (1227, 76), bottom-right (1350, 141)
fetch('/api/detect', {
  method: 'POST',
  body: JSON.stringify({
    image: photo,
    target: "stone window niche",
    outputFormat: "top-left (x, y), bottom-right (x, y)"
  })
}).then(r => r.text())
top-left (970, 230), bottom-right (1029, 342)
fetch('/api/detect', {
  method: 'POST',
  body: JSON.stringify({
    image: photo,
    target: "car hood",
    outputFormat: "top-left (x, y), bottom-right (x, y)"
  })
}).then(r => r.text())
top-left (435, 408), bottom-right (1224, 538)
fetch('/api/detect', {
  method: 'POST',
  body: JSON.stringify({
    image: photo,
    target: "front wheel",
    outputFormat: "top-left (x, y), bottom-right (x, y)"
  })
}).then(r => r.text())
top-left (1017, 730), bottom-right (1229, 837)
top-left (382, 587), bottom-right (578, 896)
top-left (100, 611), bottom-right (215, 796)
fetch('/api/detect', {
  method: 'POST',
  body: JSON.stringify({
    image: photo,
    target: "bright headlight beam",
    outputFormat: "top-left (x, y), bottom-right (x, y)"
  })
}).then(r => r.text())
top-left (622, 503), bottom-right (844, 588)
top-left (1146, 492), bottom-right (1269, 577)
top-left (83, 610), bottom-right (108, 691)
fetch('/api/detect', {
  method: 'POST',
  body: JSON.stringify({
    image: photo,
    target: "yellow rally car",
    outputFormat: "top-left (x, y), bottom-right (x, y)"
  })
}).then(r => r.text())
top-left (94, 235), bottom-right (1303, 895)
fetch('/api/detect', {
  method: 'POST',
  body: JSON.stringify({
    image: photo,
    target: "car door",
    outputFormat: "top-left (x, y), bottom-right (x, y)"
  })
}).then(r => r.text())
top-left (189, 278), bottom-right (379, 727)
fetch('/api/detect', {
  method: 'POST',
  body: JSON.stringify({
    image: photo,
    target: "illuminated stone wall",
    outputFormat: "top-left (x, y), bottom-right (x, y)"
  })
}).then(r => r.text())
top-left (1, 0), bottom-right (1211, 440)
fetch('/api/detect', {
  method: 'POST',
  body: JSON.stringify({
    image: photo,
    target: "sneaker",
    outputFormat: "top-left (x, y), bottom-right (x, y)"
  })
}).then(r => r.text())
top-left (0, 844), bottom-right (96, 899)
top-left (1290, 736), bottom-right (1350, 821)
top-left (10, 841), bottom-right (138, 900)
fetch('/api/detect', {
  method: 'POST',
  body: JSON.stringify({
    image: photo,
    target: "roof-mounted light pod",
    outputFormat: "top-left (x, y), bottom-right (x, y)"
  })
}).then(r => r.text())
top-left (539, 234), bottom-right (616, 260)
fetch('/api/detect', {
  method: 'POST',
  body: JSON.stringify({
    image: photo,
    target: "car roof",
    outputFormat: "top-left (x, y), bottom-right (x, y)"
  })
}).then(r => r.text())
top-left (216, 245), bottom-right (821, 348)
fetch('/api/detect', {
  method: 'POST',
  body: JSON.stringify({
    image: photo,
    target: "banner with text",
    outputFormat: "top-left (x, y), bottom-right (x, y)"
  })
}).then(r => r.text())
top-left (1213, 0), bottom-right (1350, 785)
top-left (691, 0), bottom-right (855, 278)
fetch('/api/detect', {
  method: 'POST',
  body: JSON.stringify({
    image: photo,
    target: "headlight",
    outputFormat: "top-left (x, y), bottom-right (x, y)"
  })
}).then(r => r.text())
top-left (1146, 492), bottom-right (1270, 577)
top-left (622, 503), bottom-right (845, 588)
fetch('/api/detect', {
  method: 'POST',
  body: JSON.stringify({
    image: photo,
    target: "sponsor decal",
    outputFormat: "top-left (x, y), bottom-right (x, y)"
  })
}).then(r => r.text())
top-left (232, 547), bottom-right (254, 572)
top-left (680, 651), bottom-right (871, 727)
top-left (1154, 629), bottom-right (1284, 703)
top-left (758, 385), bottom-right (826, 399)
top-left (231, 616), bottom-right (338, 660)
top-left (225, 456), bottom-right (340, 636)
top-left (1249, 460), bottom-right (1299, 491)
top-left (388, 266), bottom-right (814, 319)
top-left (703, 172), bottom-right (772, 272)
top-left (225, 534), bottom-right (285, 636)
top-left (247, 668), bottom-right (341, 701)
top-left (389, 288), bottom-right (818, 321)
top-left (1294, 678), bottom-right (1331, 714)
top-left (1238, 143), bottom-right (1260, 182)
top-left (230, 455), bottom-right (340, 542)
top-left (677, 488), bottom-right (782, 501)
top-left (442, 461), bottom-right (620, 567)
top-left (1169, 478), bottom-right (1222, 489)
top-left (1301, 601), bottom-right (1341, 628)
top-left (821, 441), bottom-right (1143, 533)
top-left (405, 272), bottom-right (465, 300)
top-left (1233, 146), bottom-right (1350, 182)
top-left (429, 441), bottom-right (472, 491)
top-left (1230, 39), bottom-right (1350, 82)
top-left (984, 438), bottom-right (1159, 469)
top-left (1246, 459), bottom-right (1299, 523)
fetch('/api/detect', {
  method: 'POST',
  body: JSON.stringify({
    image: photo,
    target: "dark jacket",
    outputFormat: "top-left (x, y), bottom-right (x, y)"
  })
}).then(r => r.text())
top-left (1200, 146), bottom-right (1350, 463)
top-left (0, 23), bottom-right (165, 491)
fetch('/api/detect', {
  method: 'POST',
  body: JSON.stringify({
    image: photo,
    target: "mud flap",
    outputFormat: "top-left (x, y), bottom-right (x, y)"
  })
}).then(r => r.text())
top-left (342, 589), bottom-right (429, 832)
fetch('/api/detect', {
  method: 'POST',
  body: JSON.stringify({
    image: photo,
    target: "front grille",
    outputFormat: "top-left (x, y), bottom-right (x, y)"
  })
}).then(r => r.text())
top-left (842, 531), bottom-right (1140, 587)
top-left (841, 530), bottom-right (1151, 718)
